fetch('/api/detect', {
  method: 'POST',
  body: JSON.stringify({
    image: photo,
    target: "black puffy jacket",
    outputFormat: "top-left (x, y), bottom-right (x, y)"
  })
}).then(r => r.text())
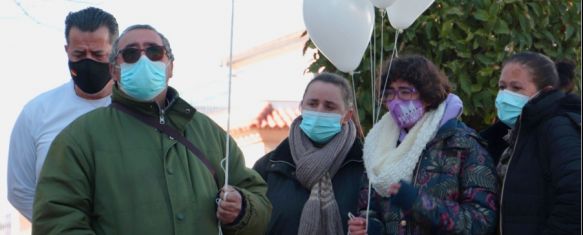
top-left (499, 90), bottom-right (581, 235)
top-left (253, 138), bottom-right (364, 235)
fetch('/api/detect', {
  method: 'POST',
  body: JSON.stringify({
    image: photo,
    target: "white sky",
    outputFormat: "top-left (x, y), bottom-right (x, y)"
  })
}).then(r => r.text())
top-left (0, 0), bottom-right (306, 219)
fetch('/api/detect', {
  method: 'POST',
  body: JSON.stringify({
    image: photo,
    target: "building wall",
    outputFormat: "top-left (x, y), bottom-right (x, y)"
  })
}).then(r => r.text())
top-left (232, 128), bottom-right (290, 167)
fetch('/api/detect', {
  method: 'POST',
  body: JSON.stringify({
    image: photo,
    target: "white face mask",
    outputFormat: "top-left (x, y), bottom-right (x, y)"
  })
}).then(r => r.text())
top-left (120, 55), bottom-right (167, 101)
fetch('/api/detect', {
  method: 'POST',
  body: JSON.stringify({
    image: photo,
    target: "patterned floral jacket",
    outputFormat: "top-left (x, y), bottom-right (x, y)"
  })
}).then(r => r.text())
top-left (357, 119), bottom-right (498, 235)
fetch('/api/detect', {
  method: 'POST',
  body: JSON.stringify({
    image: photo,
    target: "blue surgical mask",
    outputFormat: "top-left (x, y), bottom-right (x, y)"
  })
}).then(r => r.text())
top-left (495, 90), bottom-right (530, 127)
top-left (299, 110), bottom-right (342, 143)
top-left (120, 55), bottom-right (167, 101)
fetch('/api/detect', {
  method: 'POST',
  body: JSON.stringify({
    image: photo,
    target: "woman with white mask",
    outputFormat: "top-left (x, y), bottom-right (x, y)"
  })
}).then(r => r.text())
top-left (253, 73), bottom-right (364, 235)
top-left (494, 51), bottom-right (581, 235)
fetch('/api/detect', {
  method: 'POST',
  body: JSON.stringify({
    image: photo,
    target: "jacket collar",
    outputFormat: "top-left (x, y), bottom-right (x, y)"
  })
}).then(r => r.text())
top-left (111, 85), bottom-right (197, 131)
top-left (427, 118), bottom-right (484, 147)
top-left (520, 89), bottom-right (578, 129)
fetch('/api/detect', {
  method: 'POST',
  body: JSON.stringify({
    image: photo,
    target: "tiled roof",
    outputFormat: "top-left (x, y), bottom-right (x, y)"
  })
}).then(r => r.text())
top-left (197, 100), bottom-right (300, 131)
top-left (250, 102), bottom-right (300, 129)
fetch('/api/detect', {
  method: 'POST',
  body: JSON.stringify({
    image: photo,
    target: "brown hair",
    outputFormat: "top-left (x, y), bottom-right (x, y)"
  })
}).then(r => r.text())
top-left (303, 72), bottom-right (354, 109)
top-left (502, 51), bottom-right (560, 90)
top-left (379, 55), bottom-right (451, 110)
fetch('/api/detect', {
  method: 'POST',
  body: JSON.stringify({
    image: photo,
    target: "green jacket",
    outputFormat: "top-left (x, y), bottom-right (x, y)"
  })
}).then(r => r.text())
top-left (33, 86), bottom-right (271, 235)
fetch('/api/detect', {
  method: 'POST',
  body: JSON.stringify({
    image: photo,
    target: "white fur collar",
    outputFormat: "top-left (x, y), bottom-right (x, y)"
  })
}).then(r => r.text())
top-left (363, 102), bottom-right (446, 197)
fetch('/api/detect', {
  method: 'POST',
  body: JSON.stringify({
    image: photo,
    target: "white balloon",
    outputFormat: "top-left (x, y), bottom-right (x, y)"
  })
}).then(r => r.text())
top-left (303, 0), bottom-right (375, 73)
top-left (387, 0), bottom-right (434, 30)
top-left (369, 0), bottom-right (398, 9)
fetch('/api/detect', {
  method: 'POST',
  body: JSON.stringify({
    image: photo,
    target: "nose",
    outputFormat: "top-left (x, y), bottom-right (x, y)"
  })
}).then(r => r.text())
top-left (314, 105), bottom-right (328, 113)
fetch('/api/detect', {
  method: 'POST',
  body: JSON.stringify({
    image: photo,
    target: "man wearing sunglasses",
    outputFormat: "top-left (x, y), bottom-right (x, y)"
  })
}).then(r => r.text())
top-left (7, 7), bottom-right (118, 221)
top-left (32, 24), bottom-right (271, 235)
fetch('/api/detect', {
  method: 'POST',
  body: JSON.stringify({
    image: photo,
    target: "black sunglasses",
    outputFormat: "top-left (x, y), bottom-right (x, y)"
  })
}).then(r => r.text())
top-left (119, 45), bottom-right (166, 64)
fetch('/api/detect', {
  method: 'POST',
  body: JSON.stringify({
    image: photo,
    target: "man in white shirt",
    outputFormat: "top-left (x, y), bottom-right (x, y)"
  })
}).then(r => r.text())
top-left (7, 7), bottom-right (119, 221)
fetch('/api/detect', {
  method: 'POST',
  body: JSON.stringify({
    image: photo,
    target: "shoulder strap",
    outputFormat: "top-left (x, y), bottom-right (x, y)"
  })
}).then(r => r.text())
top-left (110, 102), bottom-right (219, 188)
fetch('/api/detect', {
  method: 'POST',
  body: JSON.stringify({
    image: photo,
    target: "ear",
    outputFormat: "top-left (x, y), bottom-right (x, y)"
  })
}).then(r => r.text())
top-left (64, 44), bottom-right (71, 60)
top-left (166, 61), bottom-right (174, 80)
top-left (342, 109), bottom-right (354, 124)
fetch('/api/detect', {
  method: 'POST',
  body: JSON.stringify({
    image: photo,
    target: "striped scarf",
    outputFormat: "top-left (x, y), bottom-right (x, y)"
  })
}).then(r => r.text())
top-left (290, 118), bottom-right (356, 235)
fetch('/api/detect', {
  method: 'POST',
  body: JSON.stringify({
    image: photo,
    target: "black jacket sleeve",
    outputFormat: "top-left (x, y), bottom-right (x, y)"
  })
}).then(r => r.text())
top-left (540, 115), bottom-right (581, 234)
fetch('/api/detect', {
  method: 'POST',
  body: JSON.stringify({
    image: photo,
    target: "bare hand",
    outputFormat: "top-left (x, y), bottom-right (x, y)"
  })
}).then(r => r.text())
top-left (216, 186), bottom-right (242, 224)
top-left (387, 183), bottom-right (401, 196)
top-left (347, 217), bottom-right (367, 235)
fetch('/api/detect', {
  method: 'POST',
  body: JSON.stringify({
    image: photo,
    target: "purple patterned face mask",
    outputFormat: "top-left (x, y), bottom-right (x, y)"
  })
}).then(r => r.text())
top-left (386, 99), bottom-right (425, 129)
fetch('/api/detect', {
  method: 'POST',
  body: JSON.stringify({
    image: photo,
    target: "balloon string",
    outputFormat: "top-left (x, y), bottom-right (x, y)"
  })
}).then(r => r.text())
top-left (372, 11), bottom-right (377, 98)
top-left (370, 43), bottom-right (375, 126)
top-left (350, 72), bottom-right (365, 141)
top-left (219, 0), bottom-right (235, 234)
top-left (374, 30), bottom-right (399, 123)
top-left (369, 12), bottom-right (377, 126)
top-left (224, 0), bottom-right (235, 193)
top-left (374, 11), bottom-right (386, 124)
top-left (365, 181), bottom-right (372, 233)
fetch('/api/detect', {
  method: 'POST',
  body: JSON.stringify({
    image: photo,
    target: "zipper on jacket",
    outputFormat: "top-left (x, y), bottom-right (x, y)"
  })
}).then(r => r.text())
top-left (158, 95), bottom-right (180, 125)
top-left (159, 109), bottom-right (166, 124)
top-left (158, 105), bottom-right (168, 125)
top-left (498, 117), bottom-right (523, 235)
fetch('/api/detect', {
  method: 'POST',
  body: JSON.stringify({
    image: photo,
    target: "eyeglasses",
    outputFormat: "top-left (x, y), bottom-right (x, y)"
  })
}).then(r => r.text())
top-left (383, 87), bottom-right (418, 101)
top-left (119, 45), bottom-right (166, 64)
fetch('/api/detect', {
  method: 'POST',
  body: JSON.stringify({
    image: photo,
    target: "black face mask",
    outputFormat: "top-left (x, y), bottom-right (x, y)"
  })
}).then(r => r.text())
top-left (68, 59), bottom-right (111, 94)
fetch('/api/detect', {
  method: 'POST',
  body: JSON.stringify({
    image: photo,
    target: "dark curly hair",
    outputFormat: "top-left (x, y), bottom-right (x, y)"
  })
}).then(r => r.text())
top-left (379, 55), bottom-right (451, 110)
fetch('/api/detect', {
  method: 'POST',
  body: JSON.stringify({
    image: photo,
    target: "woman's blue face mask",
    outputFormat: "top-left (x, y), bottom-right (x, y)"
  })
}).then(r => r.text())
top-left (495, 89), bottom-right (530, 127)
top-left (299, 110), bottom-right (342, 143)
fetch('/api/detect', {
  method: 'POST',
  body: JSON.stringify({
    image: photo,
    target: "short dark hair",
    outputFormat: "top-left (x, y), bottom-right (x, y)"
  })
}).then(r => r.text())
top-left (65, 7), bottom-right (118, 44)
top-left (303, 72), bottom-right (354, 108)
top-left (379, 55), bottom-right (450, 110)
top-left (502, 51), bottom-right (560, 90)
top-left (109, 24), bottom-right (175, 64)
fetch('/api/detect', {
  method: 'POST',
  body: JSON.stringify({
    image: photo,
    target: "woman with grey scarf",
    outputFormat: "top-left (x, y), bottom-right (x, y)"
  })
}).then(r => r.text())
top-left (253, 73), bottom-right (365, 235)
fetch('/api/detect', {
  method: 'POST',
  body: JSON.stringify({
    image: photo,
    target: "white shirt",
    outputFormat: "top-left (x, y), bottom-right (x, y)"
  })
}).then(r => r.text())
top-left (7, 80), bottom-right (110, 220)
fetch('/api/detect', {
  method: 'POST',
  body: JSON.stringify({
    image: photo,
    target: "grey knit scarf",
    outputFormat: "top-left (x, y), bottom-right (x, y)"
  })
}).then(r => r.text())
top-left (290, 118), bottom-right (356, 235)
top-left (497, 127), bottom-right (517, 181)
